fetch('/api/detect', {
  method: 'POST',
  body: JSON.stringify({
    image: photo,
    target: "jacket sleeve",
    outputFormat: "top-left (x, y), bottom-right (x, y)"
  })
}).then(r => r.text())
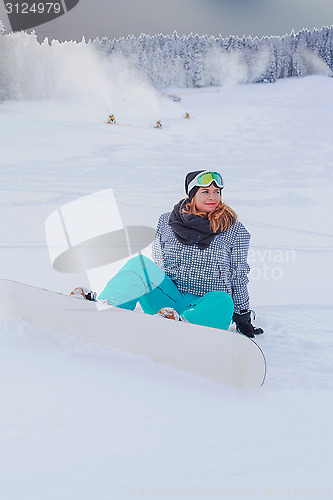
top-left (151, 215), bottom-right (165, 270)
top-left (230, 223), bottom-right (251, 314)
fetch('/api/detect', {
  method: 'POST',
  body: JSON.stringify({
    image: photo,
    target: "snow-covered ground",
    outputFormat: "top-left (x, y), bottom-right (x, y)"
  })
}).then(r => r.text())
top-left (1, 55), bottom-right (333, 499)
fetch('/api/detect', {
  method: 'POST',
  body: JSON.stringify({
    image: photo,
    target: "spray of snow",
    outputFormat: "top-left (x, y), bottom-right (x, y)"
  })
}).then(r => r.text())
top-left (200, 46), bottom-right (270, 86)
top-left (294, 46), bottom-right (333, 77)
top-left (0, 31), bottom-right (160, 122)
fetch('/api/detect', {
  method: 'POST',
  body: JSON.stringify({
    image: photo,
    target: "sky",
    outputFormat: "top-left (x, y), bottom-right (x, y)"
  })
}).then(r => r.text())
top-left (0, 0), bottom-right (333, 42)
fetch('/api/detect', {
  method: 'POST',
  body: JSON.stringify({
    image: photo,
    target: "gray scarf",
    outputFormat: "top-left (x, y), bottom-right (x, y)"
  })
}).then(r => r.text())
top-left (168, 199), bottom-right (220, 250)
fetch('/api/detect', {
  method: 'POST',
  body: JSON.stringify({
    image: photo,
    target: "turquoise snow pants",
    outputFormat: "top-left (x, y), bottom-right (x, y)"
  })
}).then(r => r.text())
top-left (98, 255), bottom-right (234, 331)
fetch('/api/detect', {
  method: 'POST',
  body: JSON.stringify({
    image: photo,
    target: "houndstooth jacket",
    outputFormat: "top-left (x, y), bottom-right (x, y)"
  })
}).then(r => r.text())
top-left (152, 212), bottom-right (251, 314)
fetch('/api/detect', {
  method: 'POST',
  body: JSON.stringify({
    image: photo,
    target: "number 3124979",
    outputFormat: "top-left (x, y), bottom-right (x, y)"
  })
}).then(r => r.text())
top-left (5, 3), bottom-right (62, 15)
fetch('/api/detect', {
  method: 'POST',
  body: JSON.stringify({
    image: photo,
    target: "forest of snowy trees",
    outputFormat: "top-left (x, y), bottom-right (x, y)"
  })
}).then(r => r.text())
top-left (93, 27), bottom-right (333, 88)
top-left (0, 22), bottom-right (333, 102)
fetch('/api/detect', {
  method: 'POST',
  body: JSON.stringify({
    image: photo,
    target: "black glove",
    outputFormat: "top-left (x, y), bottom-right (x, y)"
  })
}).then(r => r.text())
top-left (233, 311), bottom-right (264, 338)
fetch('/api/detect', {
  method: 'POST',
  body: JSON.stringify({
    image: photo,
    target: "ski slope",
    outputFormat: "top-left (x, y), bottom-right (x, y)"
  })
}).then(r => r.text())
top-left (1, 62), bottom-right (333, 498)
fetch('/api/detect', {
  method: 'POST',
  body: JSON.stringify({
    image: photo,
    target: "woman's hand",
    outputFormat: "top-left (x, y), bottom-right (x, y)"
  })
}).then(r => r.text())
top-left (233, 311), bottom-right (264, 338)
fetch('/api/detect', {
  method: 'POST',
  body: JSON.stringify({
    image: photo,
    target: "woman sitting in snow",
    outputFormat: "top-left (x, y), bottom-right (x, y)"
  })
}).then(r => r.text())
top-left (98, 170), bottom-right (263, 338)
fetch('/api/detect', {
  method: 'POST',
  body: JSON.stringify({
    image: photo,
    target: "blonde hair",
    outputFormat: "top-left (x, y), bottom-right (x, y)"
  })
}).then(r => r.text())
top-left (182, 198), bottom-right (237, 233)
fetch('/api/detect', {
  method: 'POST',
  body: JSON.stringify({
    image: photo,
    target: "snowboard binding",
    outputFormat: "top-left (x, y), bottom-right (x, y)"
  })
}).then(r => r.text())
top-left (70, 287), bottom-right (97, 301)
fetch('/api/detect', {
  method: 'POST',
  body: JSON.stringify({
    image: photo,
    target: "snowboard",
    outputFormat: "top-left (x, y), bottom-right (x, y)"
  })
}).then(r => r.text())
top-left (0, 279), bottom-right (266, 389)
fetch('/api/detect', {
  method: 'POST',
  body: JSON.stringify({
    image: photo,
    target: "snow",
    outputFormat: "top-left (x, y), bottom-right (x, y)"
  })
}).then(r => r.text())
top-left (1, 44), bottom-right (333, 499)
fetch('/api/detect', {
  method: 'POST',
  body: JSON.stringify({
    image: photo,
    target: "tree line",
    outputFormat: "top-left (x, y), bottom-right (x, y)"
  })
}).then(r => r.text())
top-left (93, 27), bottom-right (333, 88)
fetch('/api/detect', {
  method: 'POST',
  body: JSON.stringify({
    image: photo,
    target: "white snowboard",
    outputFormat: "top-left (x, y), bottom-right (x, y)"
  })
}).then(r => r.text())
top-left (0, 279), bottom-right (266, 389)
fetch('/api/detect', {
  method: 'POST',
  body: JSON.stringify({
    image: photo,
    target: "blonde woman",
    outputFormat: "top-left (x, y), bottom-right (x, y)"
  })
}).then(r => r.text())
top-left (98, 170), bottom-right (263, 337)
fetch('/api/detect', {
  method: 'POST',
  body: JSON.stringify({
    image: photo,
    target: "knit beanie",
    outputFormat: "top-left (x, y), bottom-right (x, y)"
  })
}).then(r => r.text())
top-left (184, 170), bottom-right (205, 201)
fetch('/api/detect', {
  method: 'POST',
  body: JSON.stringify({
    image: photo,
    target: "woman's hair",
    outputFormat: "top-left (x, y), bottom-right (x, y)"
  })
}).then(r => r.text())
top-left (182, 198), bottom-right (237, 233)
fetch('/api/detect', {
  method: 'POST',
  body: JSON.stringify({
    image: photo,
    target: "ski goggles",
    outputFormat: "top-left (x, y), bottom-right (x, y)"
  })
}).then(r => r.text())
top-left (187, 171), bottom-right (224, 195)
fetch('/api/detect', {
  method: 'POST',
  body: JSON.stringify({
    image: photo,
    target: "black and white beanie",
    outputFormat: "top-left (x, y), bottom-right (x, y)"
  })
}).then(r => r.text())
top-left (184, 170), bottom-right (205, 201)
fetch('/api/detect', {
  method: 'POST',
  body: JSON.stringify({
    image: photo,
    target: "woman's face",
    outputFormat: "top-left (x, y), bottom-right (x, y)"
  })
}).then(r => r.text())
top-left (194, 183), bottom-right (221, 213)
